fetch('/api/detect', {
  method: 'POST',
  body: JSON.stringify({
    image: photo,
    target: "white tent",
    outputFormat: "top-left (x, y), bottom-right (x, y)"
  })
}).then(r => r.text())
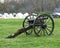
top-left (2, 13), bottom-right (9, 19)
top-left (16, 13), bottom-right (24, 19)
top-left (0, 14), bottom-right (3, 18)
top-left (8, 13), bottom-right (14, 19)
top-left (23, 13), bottom-right (29, 18)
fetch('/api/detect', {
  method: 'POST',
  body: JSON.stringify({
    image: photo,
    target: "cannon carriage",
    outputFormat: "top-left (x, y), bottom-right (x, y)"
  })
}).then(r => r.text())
top-left (7, 14), bottom-right (54, 38)
top-left (23, 14), bottom-right (54, 36)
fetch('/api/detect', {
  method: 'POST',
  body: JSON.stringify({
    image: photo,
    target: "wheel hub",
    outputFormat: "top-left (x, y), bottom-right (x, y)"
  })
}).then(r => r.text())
top-left (41, 24), bottom-right (47, 29)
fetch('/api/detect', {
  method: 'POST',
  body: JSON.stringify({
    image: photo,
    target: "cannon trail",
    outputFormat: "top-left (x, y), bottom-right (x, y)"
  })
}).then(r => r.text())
top-left (6, 26), bottom-right (33, 38)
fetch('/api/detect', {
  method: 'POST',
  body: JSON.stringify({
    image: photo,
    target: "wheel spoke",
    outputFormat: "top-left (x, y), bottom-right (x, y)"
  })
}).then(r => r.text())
top-left (47, 26), bottom-right (52, 29)
top-left (46, 28), bottom-right (51, 33)
top-left (26, 29), bottom-right (32, 35)
top-left (37, 29), bottom-right (42, 36)
top-left (44, 29), bottom-right (49, 35)
top-left (45, 18), bottom-right (51, 24)
top-left (35, 26), bottom-right (40, 32)
top-left (47, 19), bottom-right (50, 23)
top-left (37, 28), bottom-right (41, 33)
top-left (42, 29), bottom-right (46, 36)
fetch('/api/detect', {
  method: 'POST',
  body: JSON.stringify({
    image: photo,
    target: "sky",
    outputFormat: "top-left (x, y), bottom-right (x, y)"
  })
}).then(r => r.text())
top-left (0, 0), bottom-right (4, 3)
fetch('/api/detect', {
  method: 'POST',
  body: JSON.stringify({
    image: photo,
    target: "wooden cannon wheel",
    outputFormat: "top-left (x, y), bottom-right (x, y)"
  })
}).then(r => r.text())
top-left (23, 14), bottom-right (37, 35)
top-left (33, 14), bottom-right (54, 36)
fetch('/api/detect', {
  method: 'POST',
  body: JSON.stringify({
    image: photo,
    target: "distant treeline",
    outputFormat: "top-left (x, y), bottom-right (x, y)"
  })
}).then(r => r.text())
top-left (0, 0), bottom-right (60, 13)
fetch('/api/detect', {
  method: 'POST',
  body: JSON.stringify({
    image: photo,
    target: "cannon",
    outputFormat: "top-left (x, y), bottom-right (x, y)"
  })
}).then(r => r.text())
top-left (7, 14), bottom-right (54, 38)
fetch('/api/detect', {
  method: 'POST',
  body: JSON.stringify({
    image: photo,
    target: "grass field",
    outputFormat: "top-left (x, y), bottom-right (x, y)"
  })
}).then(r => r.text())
top-left (0, 18), bottom-right (60, 48)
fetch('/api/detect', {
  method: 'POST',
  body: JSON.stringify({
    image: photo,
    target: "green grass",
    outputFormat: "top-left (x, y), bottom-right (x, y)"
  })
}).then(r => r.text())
top-left (0, 18), bottom-right (60, 48)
